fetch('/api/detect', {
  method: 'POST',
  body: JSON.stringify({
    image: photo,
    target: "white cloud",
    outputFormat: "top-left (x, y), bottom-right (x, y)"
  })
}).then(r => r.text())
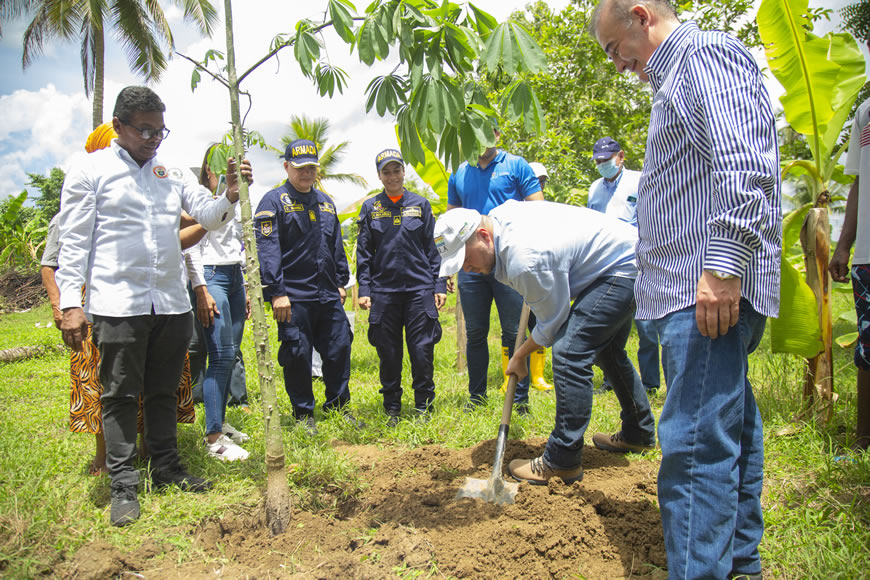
top-left (0, 85), bottom-right (90, 199)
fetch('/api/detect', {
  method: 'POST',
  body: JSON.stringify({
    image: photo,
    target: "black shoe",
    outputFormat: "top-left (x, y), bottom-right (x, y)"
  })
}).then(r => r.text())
top-left (152, 465), bottom-right (213, 492)
top-left (110, 483), bottom-right (140, 527)
top-left (463, 398), bottom-right (485, 413)
top-left (515, 403), bottom-right (530, 416)
top-left (299, 415), bottom-right (317, 436)
top-left (344, 412), bottom-right (367, 429)
top-left (386, 414), bottom-right (400, 428)
top-left (414, 407), bottom-right (432, 423)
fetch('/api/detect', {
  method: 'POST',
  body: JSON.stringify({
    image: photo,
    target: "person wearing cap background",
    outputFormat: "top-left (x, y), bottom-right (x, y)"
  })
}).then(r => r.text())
top-left (528, 162), bottom-right (549, 193)
top-left (446, 124), bottom-right (545, 412)
top-left (434, 200), bottom-right (656, 484)
top-left (588, 136), bottom-right (664, 398)
top-left (356, 148), bottom-right (447, 426)
top-left (254, 139), bottom-right (361, 435)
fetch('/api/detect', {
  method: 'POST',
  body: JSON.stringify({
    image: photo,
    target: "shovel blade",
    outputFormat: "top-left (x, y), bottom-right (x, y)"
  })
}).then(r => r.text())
top-left (455, 475), bottom-right (519, 505)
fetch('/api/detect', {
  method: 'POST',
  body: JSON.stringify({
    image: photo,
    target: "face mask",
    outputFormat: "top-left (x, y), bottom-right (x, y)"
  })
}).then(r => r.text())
top-left (597, 158), bottom-right (620, 179)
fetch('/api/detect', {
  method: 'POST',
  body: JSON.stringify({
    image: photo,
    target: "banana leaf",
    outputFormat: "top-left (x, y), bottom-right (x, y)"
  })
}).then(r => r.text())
top-left (770, 255), bottom-right (823, 358)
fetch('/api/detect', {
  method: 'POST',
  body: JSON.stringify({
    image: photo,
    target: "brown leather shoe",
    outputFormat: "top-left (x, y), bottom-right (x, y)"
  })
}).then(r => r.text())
top-left (508, 455), bottom-right (583, 485)
top-left (592, 431), bottom-right (655, 454)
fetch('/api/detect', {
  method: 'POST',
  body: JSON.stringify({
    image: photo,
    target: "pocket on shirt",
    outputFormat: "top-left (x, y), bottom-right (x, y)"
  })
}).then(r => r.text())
top-left (402, 216), bottom-right (424, 232)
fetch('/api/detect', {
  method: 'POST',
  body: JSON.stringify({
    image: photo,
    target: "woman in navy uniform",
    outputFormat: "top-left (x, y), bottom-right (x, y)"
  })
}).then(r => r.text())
top-left (357, 149), bottom-right (446, 426)
top-left (254, 139), bottom-right (360, 434)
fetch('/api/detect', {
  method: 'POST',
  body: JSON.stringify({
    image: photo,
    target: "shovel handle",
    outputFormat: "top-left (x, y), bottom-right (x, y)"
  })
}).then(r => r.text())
top-left (500, 302), bottom-right (531, 427)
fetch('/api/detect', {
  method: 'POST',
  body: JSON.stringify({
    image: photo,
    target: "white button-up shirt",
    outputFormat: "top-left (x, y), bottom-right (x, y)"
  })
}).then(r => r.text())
top-left (56, 141), bottom-right (235, 317)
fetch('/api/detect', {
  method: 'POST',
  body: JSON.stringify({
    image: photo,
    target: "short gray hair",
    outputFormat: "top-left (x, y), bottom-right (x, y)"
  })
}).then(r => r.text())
top-left (589, 0), bottom-right (678, 39)
top-left (112, 86), bottom-right (165, 121)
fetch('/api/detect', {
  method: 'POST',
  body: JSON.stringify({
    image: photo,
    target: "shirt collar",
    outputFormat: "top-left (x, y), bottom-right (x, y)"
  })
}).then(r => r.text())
top-left (111, 139), bottom-right (154, 169)
top-left (645, 21), bottom-right (698, 91)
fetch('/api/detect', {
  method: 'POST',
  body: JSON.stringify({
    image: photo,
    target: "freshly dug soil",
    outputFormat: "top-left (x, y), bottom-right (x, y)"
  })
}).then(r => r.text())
top-left (60, 438), bottom-right (667, 579)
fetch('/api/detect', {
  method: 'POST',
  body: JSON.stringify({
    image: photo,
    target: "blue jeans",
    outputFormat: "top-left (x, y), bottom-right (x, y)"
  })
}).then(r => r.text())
top-left (635, 319), bottom-right (665, 390)
top-left (543, 276), bottom-right (655, 469)
top-left (653, 300), bottom-right (766, 579)
top-left (202, 264), bottom-right (247, 436)
top-left (457, 271), bottom-right (529, 405)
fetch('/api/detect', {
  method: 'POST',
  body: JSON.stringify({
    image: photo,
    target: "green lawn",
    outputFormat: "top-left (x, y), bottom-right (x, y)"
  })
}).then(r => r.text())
top-left (0, 294), bottom-right (867, 578)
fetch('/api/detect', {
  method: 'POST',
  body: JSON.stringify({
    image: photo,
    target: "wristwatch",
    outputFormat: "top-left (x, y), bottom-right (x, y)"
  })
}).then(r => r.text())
top-left (705, 269), bottom-right (737, 280)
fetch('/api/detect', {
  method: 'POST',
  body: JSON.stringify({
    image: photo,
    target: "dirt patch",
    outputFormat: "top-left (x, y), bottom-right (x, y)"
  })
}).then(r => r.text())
top-left (0, 270), bottom-right (44, 313)
top-left (59, 439), bottom-right (666, 578)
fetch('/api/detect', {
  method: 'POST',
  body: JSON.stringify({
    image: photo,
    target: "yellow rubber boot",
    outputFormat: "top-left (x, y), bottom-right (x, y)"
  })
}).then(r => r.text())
top-left (499, 346), bottom-right (510, 394)
top-left (530, 348), bottom-right (553, 391)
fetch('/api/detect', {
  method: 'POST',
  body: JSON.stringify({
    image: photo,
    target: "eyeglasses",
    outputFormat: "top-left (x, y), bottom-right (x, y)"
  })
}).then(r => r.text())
top-left (119, 119), bottom-right (170, 141)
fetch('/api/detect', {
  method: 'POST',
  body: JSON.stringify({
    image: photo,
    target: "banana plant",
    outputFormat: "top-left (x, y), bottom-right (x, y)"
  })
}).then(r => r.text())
top-left (758, 0), bottom-right (866, 411)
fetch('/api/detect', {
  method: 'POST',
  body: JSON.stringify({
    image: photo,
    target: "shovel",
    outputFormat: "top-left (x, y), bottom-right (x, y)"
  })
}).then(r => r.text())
top-left (456, 302), bottom-right (531, 505)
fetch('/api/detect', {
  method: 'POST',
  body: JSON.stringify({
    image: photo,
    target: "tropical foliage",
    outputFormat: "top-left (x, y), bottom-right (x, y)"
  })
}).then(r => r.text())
top-left (2, 0), bottom-right (217, 128)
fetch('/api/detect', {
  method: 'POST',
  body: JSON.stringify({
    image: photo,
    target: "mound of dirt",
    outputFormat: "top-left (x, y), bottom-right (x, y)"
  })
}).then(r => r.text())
top-left (60, 439), bottom-right (667, 579)
top-left (0, 270), bottom-right (44, 313)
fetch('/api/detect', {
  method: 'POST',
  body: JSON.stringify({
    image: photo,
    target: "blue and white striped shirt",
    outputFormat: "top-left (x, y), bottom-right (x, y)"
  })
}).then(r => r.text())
top-left (636, 22), bottom-right (782, 320)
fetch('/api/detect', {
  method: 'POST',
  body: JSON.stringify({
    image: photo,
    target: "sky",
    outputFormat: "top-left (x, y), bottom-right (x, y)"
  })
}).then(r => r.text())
top-left (0, 0), bottom-right (569, 212)
top-left (0, 0), bottom-right (862, 213)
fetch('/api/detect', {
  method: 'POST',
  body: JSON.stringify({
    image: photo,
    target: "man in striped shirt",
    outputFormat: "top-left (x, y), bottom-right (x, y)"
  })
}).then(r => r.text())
top-left (591, 2), bottom-right (782, 579)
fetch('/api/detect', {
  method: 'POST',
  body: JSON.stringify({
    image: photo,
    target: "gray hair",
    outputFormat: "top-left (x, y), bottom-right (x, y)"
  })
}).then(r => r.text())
top-left (589, 0), bottom-right (678, 39)
top-left (112, 86), bottom-right (165, 121)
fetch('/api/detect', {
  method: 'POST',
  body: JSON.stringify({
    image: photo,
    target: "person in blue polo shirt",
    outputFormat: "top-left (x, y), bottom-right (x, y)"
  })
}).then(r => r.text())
top-left (447, 126), bottom-right (544, 412)
top-left (254, 139), bottom-right (362, 435)
top-left (357, 149), bottom-right (447, 426)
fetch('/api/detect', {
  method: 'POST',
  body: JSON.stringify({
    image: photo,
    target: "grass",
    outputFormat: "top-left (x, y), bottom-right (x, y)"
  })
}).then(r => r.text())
top-left (0, 294), bottom-right (868, 578)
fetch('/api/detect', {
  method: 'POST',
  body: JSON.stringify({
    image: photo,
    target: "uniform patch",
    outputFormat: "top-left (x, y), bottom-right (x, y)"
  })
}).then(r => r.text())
top-left (284, 202), bottom-right (304, 212)
top-left (401, 206), bottom-right (422, 218)
top-left (255, 210), bottom-right (275, 218)
top-left (261, 220), bottom-right (273, 236)
top-left (153, 166), bottom-right (167, 178)
top-left (309, 210), bottom-right (317, 222)
top-left (372, 210), bottom-right (392, 219)
top-left (434, 235), bottom-right (446, 255)
top-left (168, 168), bottom-right (184, 179)
top-left (319, 202), bottom-right (336, 215)
top-left (393, 216), bottom-right (402, 225)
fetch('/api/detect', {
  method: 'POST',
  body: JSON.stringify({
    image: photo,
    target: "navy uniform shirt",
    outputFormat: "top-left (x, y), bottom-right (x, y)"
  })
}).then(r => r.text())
top-left (356, 189), bottom-right (446, 298)
top-left (254, 181), bottom-right (349, 303)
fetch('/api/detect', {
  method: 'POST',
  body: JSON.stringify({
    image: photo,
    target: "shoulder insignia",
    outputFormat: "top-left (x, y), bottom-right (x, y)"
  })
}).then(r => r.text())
top-left (260, 220), bottom-right (273, 237)
top-left (255, 210), bottom-right (275, 218)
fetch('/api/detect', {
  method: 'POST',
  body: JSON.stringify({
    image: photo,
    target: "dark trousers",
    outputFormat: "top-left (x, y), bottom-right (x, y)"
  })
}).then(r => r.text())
top-left (92, 312), bottom-right (193, 486)
top-left (367, 290), bottom-right (442, 414)
top-left (277, 299), bottom-right (352, 418)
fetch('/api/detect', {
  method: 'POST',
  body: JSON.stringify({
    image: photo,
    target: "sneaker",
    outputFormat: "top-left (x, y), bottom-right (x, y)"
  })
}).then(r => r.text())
top-left (592, 431), bottom-right (655, 454)
top-left (508, 455), bottom-right (583, 485)
top-left (205, 435), bottom-right (249, 462)
top-left (151, 464), bottom-right (213, 492)
top-left (222, 421), bottom-right (250, 444)
top-left (386, 415), bottom-right (400, 428)
top-left (110, 483), bottom-right (140, 527)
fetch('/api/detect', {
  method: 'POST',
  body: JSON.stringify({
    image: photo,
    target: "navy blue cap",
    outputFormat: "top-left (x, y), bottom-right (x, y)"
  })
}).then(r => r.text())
top-left (375, 148), bottom-right (404, 172)
top-left (283, 139), bottom-right (320, 167)
top-left (592, 137), bottom-right (622, 160)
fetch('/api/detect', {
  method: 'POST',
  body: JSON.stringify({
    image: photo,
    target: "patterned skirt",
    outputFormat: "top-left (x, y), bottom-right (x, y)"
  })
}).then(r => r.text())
top-left (69, 323), bottom-right (195, 434)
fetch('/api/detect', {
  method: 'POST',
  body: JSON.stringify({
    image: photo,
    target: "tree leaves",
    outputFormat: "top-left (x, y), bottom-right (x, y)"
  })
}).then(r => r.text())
top-left (328, 0), bottom-right (356, 43)
top-left (315, 63), bottom-right (349, 98)
top-left (293, 19), bottom-right (321, 77)
top-left (483, 21), bottom-right (547, 76)
top-left (365, 73), bottom-right (407, 116)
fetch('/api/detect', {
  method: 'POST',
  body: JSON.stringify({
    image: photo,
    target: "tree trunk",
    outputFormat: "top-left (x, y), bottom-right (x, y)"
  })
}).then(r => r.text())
top-left (93, 26), bottom-right (104, 129)
top-left (223, 0), bottom-right (291, 535)
top-left (800, 207), bottom-right (834, 422)
top-left (0, 344), bottom-right (65, 363)
top-left (455, 287), bottom-right (466, 372)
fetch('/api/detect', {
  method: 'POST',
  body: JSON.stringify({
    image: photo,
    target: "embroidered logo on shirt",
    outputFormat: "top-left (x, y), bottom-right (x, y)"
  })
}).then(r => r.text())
top-left (168, 168), bottom-right (184, 180)
top-left (309, 210), bottom-right (317, 222)
top-left (372, 210), bottom-right (392, 219)
top-left (861, 124), bottom-right (870, 148)
top-left (153, 166), bottom-right (167, 178)
top-left (434, 235), bottom-right (446, 255)
top-left (255, 210), bottom-right (275, 218)
top-left (261, 220), bottom-right (273, 236)
top-left (319, 202), bottom-right (336, 215)
top-left (393, 216), bottom-right (402, 225)
top-left (401, 206), bottom-right (422, 218)
top-left (374, 200), bottom-right (384, 211)
top-left (284, 202), bottom-right (304, 213)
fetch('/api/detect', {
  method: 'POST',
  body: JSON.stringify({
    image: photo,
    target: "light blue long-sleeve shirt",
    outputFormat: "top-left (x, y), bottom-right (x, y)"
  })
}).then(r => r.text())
top-left (490, 200), bottom-right (637, 347)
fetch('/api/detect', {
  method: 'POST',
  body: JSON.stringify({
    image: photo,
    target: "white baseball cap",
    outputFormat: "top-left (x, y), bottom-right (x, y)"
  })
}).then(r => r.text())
top-left (529, 162), bottom-right (548, 178)
top-left (433, 208), bottom-right (482, 277)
